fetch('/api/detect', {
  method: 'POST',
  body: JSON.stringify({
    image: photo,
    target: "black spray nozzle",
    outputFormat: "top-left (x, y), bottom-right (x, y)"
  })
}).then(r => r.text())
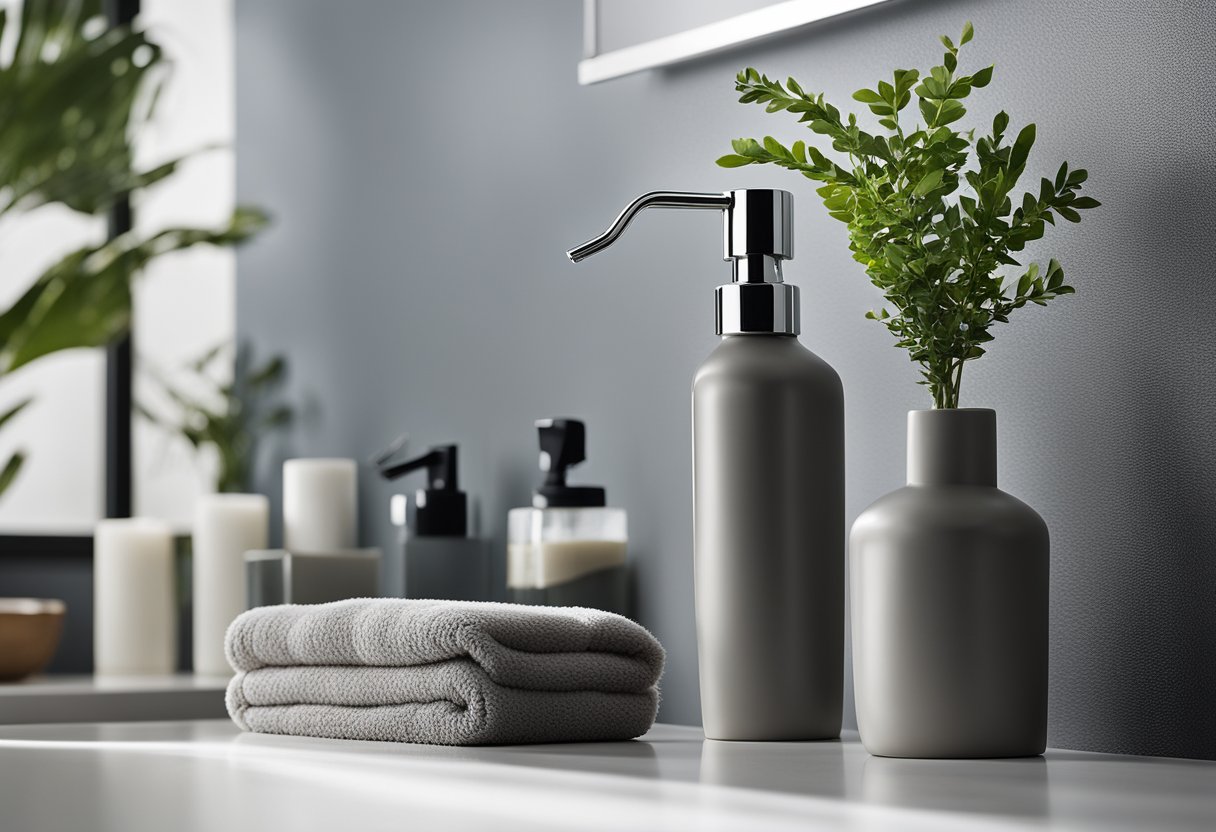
top-left (376, 441), bottom-right (467, 537)
top-left (533, 418), bottom-right (605, 509)
top-left (538, 419), bottom-right (584, 488)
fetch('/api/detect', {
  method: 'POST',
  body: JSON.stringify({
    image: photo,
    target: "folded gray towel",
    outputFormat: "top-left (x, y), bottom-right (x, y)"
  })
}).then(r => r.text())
top-left (225, 598), bottom-right (665, 746)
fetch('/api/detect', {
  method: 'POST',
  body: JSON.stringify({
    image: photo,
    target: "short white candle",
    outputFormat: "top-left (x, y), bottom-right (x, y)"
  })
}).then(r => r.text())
top-left (283, 458), bottom-right (358, 552)
top-left (193, 494), bottom-right (269, 676)
top-left (94, 518), bottom-right (176, 676)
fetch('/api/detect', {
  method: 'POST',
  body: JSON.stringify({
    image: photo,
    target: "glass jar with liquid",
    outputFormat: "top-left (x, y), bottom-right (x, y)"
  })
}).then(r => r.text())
top-left (506, 419), bottom-right (629, 616)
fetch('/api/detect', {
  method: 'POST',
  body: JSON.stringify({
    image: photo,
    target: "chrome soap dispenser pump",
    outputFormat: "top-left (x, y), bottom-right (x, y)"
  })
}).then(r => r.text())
top-left (568, 190), bottom-right (845, 741)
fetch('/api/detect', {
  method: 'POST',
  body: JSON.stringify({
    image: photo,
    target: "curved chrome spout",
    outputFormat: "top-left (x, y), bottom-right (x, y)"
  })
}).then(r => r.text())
top-left (566, 191), bottom-right (732, 262)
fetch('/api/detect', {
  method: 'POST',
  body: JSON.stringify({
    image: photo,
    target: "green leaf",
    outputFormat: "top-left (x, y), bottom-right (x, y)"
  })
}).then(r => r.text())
top-left (716, 154), bottom-right (753, 168)
top-left (0, 398), bottom-right (32, 432)
top-left (0, 453), bottom-right (25, 498)
top-left (1055, 162), bottom-right (1069, 190)
top-left (0, 397), bottom-right (32, 494)
top-left (960, 21), bottom-right (974, 45)
top-left (1010, 123), bottom-right (1037, 170)
top-left (1057, 205), bottom-right (1082, 222)
top-left (920, 76), bottom-right (947, 98)
top-left (731, 137), bottom-right (760, 155)
top-left (823, 192), bottom-right (851, 210)
top-left (806, 145), bottom-right (831, 168)
top-left (895, 69), bottom-right (920, 94)
top-left (1071, 196), bottom-right (1101, 209)
top-left (763, 136), bottom-right (784, 156)
top-left (852, 88), bottom-right (883, 103)
top-left (0, 207), bottom-right (269, 375)
top-left (260, 405), bottom-right (294, 429)
top-left (936, 99), bottom-right (967, 125)
top-left (948, 79), bottom-right (972, 99)
top-left (913, 168), bottom-right (944, 196)
top-left (189, 342), bottom-right (228, 373)
top-left (971, 65), bottom-right (994, 87)
top-left (246, 356), bottom-right (287, 389)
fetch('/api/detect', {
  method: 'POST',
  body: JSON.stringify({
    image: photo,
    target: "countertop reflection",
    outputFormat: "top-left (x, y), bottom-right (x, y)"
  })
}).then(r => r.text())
top-left (0, 721), bottom-right (1211, 831)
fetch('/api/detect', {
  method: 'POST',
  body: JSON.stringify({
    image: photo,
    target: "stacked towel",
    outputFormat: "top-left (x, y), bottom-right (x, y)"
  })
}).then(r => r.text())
top-left (224, 598), bottom-right (665, 746)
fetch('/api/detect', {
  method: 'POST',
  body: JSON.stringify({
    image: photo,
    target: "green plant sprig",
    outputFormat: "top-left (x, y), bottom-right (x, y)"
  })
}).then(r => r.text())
top-left (717, 22), bottom-right (1098, 408)
top-left (138, 343), bottom-right (294, 494)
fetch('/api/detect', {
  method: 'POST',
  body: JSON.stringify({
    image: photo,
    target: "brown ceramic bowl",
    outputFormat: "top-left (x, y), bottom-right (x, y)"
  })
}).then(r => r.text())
top-left (0, 599), bottom-right (66, 682)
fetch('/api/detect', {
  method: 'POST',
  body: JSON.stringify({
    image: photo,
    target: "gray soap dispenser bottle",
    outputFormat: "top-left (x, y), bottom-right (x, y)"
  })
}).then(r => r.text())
top-left (568, 190), bottom-right (844, 740)
top-left (376, 443), bottom-right (491, 601)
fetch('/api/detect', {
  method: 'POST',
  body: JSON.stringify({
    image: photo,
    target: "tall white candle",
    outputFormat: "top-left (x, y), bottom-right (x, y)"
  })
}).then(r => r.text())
top-left (94, 518), bottom-right (176, 675)
top-left (283, 458), bottom-right (358, 552)
top-left (193, 494), bottom-right (269, 676)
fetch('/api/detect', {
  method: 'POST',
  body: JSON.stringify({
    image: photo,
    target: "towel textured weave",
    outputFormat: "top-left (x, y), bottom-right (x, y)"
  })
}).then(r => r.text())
top-left (224, 598), bottom-right (665, 745)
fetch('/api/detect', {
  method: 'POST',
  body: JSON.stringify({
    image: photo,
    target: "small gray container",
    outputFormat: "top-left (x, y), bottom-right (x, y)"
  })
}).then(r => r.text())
top-left (388, 494), bottom-right (492, 601)
top-left (245, 549), bottom-right (380, 607)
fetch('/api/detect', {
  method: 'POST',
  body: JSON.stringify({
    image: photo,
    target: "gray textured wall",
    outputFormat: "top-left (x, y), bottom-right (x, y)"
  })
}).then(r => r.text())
top-left (234, 0), bottom-right (1216, 759)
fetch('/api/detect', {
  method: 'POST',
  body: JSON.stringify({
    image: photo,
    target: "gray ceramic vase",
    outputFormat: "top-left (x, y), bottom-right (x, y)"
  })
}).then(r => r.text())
top-left (850, 408), bottom-right (1049, 758)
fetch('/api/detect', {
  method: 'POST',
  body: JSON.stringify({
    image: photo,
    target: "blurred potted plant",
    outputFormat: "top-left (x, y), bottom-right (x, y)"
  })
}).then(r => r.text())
top-left (719, 23), bottom-right (1098, 758)
top-left (138, 343), bottom-right (294, 494)
top-left (0, 0), bottom-right (267, 500)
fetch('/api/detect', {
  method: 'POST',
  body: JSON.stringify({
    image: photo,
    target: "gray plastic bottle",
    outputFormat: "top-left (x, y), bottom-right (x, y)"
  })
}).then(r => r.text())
top-left (569, 189), bottom-right (845, 740)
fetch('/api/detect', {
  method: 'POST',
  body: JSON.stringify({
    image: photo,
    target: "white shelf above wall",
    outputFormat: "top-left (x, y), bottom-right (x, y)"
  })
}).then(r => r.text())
top-left (579, 0), bottom-right (893, 85)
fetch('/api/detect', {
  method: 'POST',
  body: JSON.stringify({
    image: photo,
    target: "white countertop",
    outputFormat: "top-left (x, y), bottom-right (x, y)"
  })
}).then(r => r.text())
top-left (0, 675), bottom-right (229, 724)
top-left (0, 721), bottom-right (1212, 831)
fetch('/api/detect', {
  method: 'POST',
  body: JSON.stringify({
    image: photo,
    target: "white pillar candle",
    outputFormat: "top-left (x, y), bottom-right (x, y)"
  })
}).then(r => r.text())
top-left (283, 458), bottom-right (358, 552)
top-left (193, 494), bottom-right (269, 676)
top-left (94, 518), bottom-right (176, 676)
